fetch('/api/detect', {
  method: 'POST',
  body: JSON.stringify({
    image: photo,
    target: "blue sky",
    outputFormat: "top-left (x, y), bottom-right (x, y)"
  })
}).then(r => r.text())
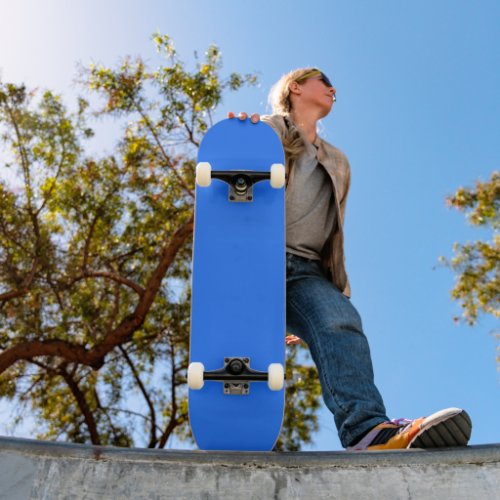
top-left (0, 0), bottom-right (498, 450)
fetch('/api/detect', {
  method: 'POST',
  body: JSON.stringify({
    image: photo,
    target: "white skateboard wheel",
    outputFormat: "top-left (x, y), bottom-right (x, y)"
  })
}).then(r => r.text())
top-left (270, 163), bottom-right (285, 188)
top-left (196, 162), bottom-right (212, 187)
top-left (188, 362), bottom-right (205, 389)
top-left (268, 363), bottom-right (284, 391)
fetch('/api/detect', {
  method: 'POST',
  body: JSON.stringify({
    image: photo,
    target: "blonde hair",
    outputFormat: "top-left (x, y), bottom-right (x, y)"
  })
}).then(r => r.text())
top-left (267, 67), bottom-right (319, 170)
top-left (268, 67), bottom-right (319, 115)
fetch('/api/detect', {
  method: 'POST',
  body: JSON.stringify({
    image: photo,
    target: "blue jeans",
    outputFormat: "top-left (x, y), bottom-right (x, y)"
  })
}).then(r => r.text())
top-left (286, 252), bottom-right (388, 448)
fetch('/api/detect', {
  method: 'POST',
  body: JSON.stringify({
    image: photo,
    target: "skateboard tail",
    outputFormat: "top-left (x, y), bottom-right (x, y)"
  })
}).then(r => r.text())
top-left (189, 383), bottom-right (285, 451)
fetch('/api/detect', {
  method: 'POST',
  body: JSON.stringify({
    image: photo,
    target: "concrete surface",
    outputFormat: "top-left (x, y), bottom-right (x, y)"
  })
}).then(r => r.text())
top-left (0, 436), bottom-right (499, 499)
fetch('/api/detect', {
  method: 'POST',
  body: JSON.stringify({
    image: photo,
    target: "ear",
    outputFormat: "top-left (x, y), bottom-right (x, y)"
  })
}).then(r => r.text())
top-left (288, 81), bottom-right (302, 96)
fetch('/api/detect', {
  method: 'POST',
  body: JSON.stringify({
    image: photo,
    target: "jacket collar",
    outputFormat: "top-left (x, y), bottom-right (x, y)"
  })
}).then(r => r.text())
top-left (314, 136), bottom-right (338, 179)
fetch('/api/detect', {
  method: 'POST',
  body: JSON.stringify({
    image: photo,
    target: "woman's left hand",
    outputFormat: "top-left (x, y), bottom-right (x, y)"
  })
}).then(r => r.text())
top-left (285, 335), bottom-right (302, 346)
top-left (227, 111), bottom-right (260, 123)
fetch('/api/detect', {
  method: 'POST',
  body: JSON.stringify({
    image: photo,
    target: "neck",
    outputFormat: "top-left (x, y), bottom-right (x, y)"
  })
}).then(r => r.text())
top-left (289, 107), bottom-right (321, 144)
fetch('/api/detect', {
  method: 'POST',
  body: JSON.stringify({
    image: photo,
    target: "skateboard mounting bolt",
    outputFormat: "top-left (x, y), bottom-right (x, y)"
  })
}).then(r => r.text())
top-left (228, 359), bottom-right (244, 375)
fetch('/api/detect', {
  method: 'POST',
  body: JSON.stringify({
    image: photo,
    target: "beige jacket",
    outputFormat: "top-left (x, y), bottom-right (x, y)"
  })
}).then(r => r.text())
top-left (261, 114), bottom-right (352, 297)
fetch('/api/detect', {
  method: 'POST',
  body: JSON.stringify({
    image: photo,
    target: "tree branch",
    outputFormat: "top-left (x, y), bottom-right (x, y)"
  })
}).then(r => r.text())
top-left (82, 189), bottom-right (119, 271)
top-left (129, 93), bottom-right (194, 198)
top-left (0, 214), bottom-right (194, 374)
top-left (35, 143), bottom-right (67, 217)
top-left (83, 270), bottom-right (145, 296)
top-left (0, 257), bottom-right (39, 302)
top-left (58, 365), bottom-right (101, 445)
top-left (0, 217), bottom-right (32, 256)
top-left (119, 345), bottom-right (157, 447)
top-left (3, 100), bottom-right (43, 251)
top-left (82, 208), bottom-right (102, 271)
top-left (158, 336), bottom-right (179, 448)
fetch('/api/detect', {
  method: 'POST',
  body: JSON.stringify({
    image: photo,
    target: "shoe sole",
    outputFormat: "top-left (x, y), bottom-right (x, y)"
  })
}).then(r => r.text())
top-left (409, 408), bottom-right (472, 448)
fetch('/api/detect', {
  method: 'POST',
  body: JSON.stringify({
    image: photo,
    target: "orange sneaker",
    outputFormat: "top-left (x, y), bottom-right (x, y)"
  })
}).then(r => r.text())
top-left (348, 408), bottom-right (472, 451)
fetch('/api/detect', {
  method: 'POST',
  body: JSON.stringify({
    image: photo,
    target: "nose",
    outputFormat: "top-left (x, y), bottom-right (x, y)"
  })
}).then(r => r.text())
top-left (329, 86), bottom-right (336, 95)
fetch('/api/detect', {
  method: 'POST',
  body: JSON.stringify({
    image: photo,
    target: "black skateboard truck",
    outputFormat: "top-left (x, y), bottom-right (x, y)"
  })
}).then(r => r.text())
top-left (204, 357), bottom-right (269, 395)
top-left (188, 357), bottom-right (285, 395)
top-left (211, 170), bottom-right (272, 202)
top-left (196, 162), bottom-right (286, 202)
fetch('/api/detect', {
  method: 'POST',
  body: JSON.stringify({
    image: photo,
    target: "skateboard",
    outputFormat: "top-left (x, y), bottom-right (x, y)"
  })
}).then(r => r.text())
top-left (188, 117), bottom-right (286, 451)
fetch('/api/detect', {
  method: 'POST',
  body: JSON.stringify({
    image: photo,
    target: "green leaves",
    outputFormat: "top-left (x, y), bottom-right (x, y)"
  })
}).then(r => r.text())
top-left (152, 32), bottom-right (176, 59)
top-left (443, 171), bottom-right (499, 328)
top-left (447, 171), bottom-right (500, 230)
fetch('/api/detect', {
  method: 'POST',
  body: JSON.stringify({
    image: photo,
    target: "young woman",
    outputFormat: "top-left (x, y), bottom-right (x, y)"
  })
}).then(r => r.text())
top-left (228, 68), bottom-right (472, 450)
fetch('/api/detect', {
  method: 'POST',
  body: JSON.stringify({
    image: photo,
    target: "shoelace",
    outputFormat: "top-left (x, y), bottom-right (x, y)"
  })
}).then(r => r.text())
top-left (390, 418), bottom-right (415, 426)
top-left (387, 417), bottom-right (424, 435)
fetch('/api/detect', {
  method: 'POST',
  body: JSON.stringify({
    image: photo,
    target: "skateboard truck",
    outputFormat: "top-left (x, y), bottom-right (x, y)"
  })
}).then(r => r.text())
top-left (188, 357), bottom-right (285, 395)
top-left (196, 163), bottom-right (286, 203)
top-left (205, 357), bottom-right (267, 395)
top-left (212, 171), bottom-right (270, 202)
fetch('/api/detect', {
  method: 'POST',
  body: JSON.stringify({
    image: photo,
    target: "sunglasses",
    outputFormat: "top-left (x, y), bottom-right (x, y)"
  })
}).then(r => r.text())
top-left (296, 70), bottom-right (334, 89)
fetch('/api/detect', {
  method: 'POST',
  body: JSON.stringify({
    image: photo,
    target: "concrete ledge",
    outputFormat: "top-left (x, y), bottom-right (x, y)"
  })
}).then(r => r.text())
top-left (1, 436), bottom-right (499, 499)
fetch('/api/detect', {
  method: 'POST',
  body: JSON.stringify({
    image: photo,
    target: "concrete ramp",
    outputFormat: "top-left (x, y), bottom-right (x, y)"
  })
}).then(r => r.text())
top-left (0, 436), bottom-right (499, 499)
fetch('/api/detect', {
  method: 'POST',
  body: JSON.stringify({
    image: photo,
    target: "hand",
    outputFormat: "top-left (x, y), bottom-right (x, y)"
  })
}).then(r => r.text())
top-left (285, 335), bottom-right (302, 346)
top-left (227, 111), bottom-right (260, 123)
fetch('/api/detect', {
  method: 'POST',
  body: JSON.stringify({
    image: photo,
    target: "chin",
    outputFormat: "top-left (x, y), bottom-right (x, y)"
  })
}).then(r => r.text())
top-left (319, 106), bottom-right (332, 119)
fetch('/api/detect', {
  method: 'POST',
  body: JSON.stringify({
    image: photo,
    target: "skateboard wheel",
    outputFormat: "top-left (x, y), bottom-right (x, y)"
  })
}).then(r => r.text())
top-left (270, 163), bottom-right (285, 189)
top-left (188, 362), bottom-right (205, 390)
top-left (196, 162), bottom-right (212, 187)
top-left (267, 363), bottom-right (284, 391)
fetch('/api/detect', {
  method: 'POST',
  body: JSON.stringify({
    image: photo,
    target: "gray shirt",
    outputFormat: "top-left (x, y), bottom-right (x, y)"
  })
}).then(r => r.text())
top-left (286, 141), bottom-right (337, 260)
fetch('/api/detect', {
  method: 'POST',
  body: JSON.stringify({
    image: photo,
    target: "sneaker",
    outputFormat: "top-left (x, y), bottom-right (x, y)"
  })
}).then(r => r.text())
top-left (348, 407), bottom-right (472, 451)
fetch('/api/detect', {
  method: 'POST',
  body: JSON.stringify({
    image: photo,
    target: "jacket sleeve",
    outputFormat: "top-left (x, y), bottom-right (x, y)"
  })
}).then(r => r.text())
top-left (338, 155), bottom-right (351, 227)
top-left (260, 114), bottom-right (286, 139)
top-left (339, 154), bottom-right (351, 298)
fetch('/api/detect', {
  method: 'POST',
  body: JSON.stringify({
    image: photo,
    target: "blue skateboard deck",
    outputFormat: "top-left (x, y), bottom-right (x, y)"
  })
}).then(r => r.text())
top-left (188, 118), bottom-right (286, 451)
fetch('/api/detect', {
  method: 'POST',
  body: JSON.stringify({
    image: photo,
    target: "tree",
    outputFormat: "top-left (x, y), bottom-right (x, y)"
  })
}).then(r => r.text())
top-left (442, 171), bottom-right (499, 353)
top-left (0, 34), bottom-right (322, 449)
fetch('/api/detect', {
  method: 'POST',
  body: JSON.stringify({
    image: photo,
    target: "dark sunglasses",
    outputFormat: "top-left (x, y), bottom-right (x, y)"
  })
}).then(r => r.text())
top-left (319, 73), bottom-right (334, 88)
top-left (296, 70), bottom-right (334, 89)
